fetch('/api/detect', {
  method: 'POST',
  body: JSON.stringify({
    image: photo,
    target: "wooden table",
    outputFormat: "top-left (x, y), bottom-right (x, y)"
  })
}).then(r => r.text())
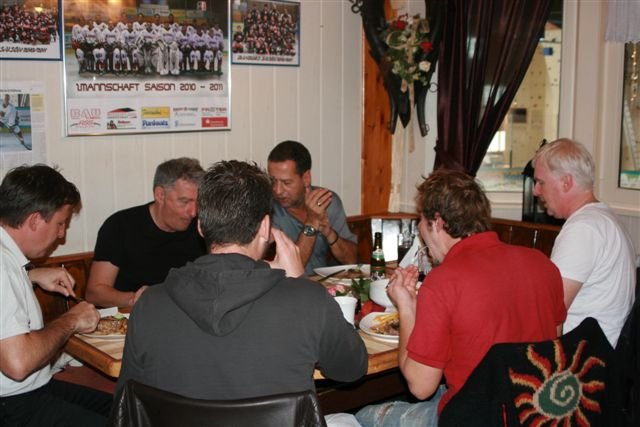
top-left (64, 330), bottom-right (399, 380)
top-left (64, 272), bottom-right (406, 412)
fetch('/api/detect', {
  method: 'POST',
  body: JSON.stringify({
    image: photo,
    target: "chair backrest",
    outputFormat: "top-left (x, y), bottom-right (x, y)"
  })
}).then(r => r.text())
top-left (439, 317), bottom-right (613, 427)
top-left (109, 380), bottom-right (327, 427)
top-left (604, 281), bottom-right (639, 427)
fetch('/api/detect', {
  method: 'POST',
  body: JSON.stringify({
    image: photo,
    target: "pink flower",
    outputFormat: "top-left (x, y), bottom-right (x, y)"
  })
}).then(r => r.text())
top-left (327, 286), bottom-right (337, 296)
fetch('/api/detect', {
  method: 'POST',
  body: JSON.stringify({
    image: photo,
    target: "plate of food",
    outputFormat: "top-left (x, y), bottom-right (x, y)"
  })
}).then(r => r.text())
top-left (80, 312), bottom-right (129, 339)
top-left (359, 312), bottom-right (399, 342)
top-left (314, 264), bottom-right (370, 285)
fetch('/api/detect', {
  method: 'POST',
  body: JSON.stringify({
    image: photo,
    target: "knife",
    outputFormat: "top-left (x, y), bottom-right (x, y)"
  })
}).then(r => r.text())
top-left (318, 268), bottom-right (347, 282)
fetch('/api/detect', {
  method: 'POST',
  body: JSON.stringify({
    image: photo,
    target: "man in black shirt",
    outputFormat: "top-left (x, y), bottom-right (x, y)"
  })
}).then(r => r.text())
top-left (85, 157), bottom-right (205, 308)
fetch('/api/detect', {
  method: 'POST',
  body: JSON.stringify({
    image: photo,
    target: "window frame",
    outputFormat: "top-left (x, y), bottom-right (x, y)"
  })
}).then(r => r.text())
top-left (486, 1), bottom-right (640, 218)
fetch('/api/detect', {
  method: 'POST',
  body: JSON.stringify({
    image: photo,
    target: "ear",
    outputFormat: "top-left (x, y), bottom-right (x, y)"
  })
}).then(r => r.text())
top-left (561, 174), bottom-right (573, 192)
top-left (196, 219), bottom-right (204, 238)
top-left (432, 213), bottom-right (444, 231)
top-left (258, 215), bottom-right (271, 242)
top-left (302, 170), bottom-right (311, 188)
top-left (153, 186), bottom-right (165, 203)
top-left (26, 212), bottom-right (43, 231)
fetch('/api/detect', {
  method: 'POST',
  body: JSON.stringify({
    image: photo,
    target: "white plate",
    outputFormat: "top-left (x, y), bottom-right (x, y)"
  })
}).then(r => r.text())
top-left (313, 264), bottom-right (370, 285)
top-left (80, 312), bottom-right (129, 340)
top-left (359, 312), bottom-right (399, 343)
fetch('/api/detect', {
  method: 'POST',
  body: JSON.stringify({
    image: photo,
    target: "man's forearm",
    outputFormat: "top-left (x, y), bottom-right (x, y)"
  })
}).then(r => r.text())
top-left (0, 314), bottom-right (77, 381)
top-left (86, 283), bottom-right (136, 308)
top-left (329, 238), bottom-right (358, 264)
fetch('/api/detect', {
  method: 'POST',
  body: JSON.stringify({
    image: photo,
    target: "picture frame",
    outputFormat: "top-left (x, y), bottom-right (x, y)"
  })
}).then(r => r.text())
top-left (62, 0), bottom-right (231, 136)
top-left (0, 0), bottom-right (63, 61)
top-left (231, 0), bottom-right (300, 67)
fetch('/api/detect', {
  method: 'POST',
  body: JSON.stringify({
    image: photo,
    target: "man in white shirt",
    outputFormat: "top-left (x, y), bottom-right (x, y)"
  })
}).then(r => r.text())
top-left (533, 138), bottom-right (636, 346)
top-left (0, 164), bottom-right (111, 426)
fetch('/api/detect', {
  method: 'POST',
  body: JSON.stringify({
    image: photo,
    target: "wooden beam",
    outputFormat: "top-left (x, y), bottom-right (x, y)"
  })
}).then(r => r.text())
top-left (361, 1), bottom-right (395, 214)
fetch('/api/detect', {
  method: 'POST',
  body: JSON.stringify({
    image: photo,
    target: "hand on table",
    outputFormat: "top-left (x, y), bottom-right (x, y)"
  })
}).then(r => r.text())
top-left (28, 267), bottom-right (76, 298)
top-left (267, 228), bottom-right (304, 277)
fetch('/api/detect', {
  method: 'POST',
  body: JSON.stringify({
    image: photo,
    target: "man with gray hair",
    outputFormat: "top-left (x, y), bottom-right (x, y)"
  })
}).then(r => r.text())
top-left (533, 138), bottom-right (636, 346)
top-left (86, 157), bottom-right (206, 308)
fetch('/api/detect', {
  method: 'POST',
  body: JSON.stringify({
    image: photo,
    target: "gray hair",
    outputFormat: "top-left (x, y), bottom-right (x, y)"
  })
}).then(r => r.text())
top-left (532, 138), bottom-right (595, 190)
top-left (153, 157), bottom-right (204, 190)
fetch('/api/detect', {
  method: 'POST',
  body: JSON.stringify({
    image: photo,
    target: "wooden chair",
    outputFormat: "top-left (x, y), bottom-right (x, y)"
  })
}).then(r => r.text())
top-left (109, 380), bottom-right (327, 427)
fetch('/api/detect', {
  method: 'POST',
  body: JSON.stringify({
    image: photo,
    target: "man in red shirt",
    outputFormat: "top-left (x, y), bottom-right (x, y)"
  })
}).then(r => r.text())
top-left (357, 170), bottom-right (566, 427)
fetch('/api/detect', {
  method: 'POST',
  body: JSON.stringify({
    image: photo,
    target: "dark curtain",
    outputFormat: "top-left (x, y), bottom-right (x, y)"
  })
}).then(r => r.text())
top-left (434, 0), bottom-right (553, 175)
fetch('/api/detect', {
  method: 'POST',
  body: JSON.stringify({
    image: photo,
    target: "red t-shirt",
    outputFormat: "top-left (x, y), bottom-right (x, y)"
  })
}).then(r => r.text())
top-left (407, 232), bottom-right (566, 413)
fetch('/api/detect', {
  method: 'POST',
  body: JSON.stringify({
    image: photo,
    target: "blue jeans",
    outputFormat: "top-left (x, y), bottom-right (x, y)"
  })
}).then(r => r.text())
top-left (355, 385), bottom-right (447, 427)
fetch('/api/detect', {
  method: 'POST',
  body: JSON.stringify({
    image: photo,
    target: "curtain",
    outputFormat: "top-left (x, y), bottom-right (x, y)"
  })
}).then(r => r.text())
top-left (606, 0), bottom-right (640, 43)
top-left (434, 0), bottom-right (552, 175)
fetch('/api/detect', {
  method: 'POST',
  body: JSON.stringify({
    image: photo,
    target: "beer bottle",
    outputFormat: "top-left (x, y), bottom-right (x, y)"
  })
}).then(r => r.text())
top-left (371, 232), bottom-right (386, 280)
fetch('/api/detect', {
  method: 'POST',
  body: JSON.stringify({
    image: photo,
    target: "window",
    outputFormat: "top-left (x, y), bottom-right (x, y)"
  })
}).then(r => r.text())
top-left (619, 41), bottom-right (640, 190)
top-left (476, 1), bottom-right (562, 193)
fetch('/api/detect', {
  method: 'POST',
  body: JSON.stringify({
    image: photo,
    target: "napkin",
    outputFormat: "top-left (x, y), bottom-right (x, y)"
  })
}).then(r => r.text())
top-left (98, 307), bottom-right (118, 317)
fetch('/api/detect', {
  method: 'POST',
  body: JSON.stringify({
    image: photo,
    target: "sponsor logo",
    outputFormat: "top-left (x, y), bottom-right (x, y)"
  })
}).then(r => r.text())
top-left (201, 107), bottom-right (227, 117)
top-left (107, 119), bottom-right (136, 130)
top-left (174, 119), bottom-right (197, 128)
top-left (142, 118), bottom-right (169, 129)
top-left (107, 107), bottom-right (137, 120)
top-left (70, 108), bottom-right (101, 120)
top-left (141, 107), bottom-right (170, 118)
top-left (173, 107), bottom-right (198, 115)
top-left (201, 117), bottom-right (228, 128)
top-left (70, 119), bottom-right (101, 130)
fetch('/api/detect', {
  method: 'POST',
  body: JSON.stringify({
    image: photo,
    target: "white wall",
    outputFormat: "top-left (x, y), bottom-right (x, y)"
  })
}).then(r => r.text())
top-left (0, 0), bottom-right (363, 256)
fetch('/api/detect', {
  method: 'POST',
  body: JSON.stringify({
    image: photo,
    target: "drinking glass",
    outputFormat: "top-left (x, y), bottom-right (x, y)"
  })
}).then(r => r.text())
top-left (397, 233), bottom-right (413, 263)
top-left (416, 245), bottom-right (432, 282)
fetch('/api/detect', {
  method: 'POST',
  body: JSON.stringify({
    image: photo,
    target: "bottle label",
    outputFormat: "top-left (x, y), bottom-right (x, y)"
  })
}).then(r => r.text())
top-left (371, 249), bottom-right (385, 280)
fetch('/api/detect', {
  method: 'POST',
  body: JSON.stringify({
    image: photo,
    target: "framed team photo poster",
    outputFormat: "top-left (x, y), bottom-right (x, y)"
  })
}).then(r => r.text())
top-left (62, 0), bottom-right (231, 136)
top-left (0, 0), bottom-right (63, 61)
top-left (231, 0), bottom-right (300, 67)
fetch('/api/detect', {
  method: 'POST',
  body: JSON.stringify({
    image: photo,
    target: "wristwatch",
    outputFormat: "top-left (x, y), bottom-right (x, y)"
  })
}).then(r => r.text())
top-left (302, 224), bottom-right (319, 237)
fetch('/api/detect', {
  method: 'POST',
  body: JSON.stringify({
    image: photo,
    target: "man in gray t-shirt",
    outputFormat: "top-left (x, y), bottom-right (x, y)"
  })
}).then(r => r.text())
top-left (267, 140), bottom-right (358, 275)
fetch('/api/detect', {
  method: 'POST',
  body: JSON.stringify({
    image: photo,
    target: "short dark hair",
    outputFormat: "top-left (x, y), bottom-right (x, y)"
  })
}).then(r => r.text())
top-left (415, 170), bottom-right (491, 238)
top-left (0, 164), bottom-right (82, 228)
top-left (153, 157), bottom-right (204, 190)
top-left (267, 140), bottom-right (311, 175)
top-left (198, 160), bottom-right (272, 248)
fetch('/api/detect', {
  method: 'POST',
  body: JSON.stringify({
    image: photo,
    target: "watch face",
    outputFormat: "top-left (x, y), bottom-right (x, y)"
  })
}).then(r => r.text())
top-left (303, 225), bottom-right (318, 236)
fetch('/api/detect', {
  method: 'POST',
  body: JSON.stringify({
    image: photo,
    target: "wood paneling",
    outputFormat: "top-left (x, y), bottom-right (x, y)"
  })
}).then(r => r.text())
top-left (490, 218), bottom-right (561, 257)
top-left (361, 2), bottom-right (395, 214)
top-left (32, 252), bottom-right (94, 324)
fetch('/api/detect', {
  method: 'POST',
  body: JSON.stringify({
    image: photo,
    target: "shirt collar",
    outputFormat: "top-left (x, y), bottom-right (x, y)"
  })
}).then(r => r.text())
top-left (0, 225), bottom-right (30, 268)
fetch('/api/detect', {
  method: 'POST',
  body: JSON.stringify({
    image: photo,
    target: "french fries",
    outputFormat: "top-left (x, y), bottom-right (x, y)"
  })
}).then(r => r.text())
top-left (374, 312), bottom-right (399, 324)
top-left (371, 312), bottom-right (400, 335)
